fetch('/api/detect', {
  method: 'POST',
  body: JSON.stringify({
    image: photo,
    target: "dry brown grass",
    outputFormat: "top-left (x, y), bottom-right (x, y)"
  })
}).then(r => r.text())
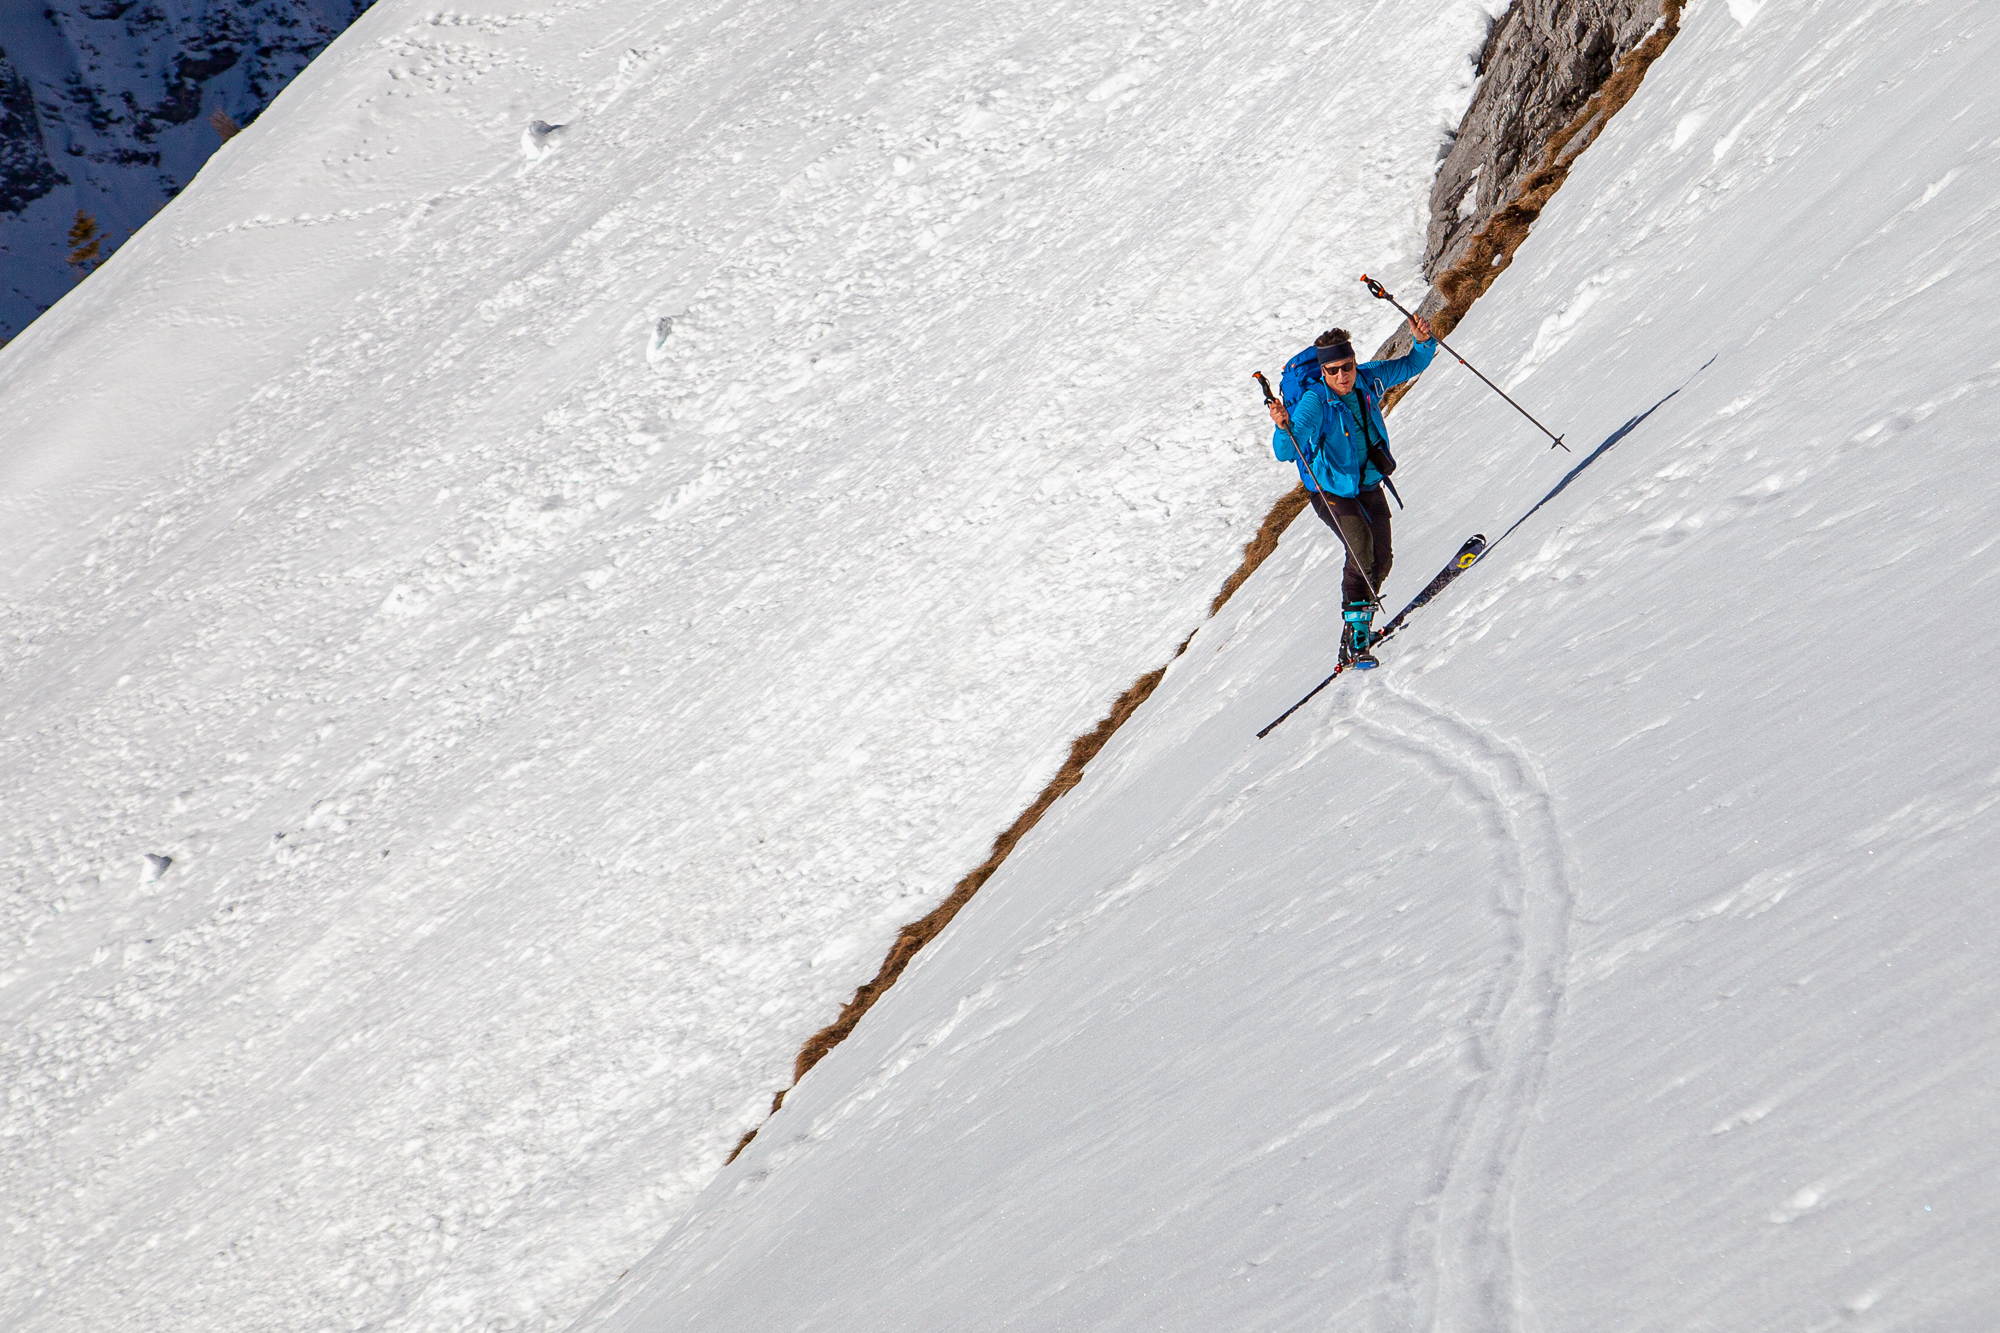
top-left (728, 639), bottom-right (1191, 1162)
top-left (792, 638), bottom-right (1189, 1082)
top-left (731, 3), bottom-right (1691, 1164)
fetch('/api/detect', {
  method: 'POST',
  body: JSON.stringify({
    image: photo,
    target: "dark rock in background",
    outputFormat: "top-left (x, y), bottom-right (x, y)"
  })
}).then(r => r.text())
top-left (1, 62), bottom-right (64, 215)
top-left (0, 1), bottom-right (375, 344)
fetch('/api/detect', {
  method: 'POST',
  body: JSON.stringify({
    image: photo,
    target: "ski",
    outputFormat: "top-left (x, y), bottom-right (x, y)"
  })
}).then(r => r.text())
top-left (1373, 533), bottom-right (1487, 642)
top-left (1256, 534), bottom-right (1487, 739)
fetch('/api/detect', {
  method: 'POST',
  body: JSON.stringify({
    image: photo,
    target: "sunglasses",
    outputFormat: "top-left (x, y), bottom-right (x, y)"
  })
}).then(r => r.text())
top-left (1321, 359), bottom-right (1358, 376)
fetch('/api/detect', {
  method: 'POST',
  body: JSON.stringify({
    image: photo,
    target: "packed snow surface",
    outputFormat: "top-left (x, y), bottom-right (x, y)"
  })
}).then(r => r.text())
top-left (1, 1), bottom-right (1505, 1331)
top-left (583, 2), bottom-right (2000, 1330)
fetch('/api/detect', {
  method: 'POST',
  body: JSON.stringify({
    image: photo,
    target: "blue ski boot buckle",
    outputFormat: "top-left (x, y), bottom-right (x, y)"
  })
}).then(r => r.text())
top-left (1342, 602), bottom-right (1379, 670)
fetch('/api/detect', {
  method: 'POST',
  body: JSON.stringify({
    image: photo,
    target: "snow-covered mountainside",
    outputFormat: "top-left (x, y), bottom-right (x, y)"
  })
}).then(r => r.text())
top-left (0, 0), bottom-right (375, 343)
top-left (580, 2), bottom-right (2000, 1329)
top-left (1, 2), bottom-right (1508, 1331)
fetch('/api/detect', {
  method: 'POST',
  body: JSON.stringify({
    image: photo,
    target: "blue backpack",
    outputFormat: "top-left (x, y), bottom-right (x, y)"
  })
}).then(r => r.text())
top-left (1278, 343), bottom-right (1326, 414)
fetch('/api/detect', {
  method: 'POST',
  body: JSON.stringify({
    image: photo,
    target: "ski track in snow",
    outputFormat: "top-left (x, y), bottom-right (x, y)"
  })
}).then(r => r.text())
top-left (1346, 684), bottom-right (1574, 1333)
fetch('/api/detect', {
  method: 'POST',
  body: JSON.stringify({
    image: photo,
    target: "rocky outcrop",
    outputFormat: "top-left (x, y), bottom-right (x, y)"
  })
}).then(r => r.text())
top-left (0, 62), bottom-right (62, 215)
top-left (0, 1), bottom-right (375, 343)
top-left (1426, 0), bottom-right (1669, 281)
top-left (1371, 0), bottom-right (1683, 367)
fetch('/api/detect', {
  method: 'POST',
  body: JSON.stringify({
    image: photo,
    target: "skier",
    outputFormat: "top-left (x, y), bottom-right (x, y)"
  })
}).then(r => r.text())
top-left (1267, 316), bottom-right (1436, 667)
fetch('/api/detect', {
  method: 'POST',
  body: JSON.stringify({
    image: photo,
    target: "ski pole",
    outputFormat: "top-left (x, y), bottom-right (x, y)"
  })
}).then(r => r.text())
top-left (1252, 371), bottom-right (1384, 611)
top-left (1359, 275), bottom-right (1570, 452)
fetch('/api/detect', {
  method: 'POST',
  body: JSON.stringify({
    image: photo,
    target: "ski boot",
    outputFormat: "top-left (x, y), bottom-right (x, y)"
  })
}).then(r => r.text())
top-left (1341, 600), bottom-right (1379, 670)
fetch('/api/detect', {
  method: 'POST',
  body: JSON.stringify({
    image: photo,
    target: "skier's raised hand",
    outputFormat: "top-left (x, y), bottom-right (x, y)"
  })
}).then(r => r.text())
top-left (1409, 314), bottom-right (1433, 342)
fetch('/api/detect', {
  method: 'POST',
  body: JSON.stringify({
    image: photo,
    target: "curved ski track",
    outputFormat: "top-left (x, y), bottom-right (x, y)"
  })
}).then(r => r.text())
top-left (1346, 683), bottom-right (1576, 1333)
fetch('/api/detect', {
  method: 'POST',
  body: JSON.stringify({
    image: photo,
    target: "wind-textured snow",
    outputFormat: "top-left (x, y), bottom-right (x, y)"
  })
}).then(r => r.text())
top-left (581, 2), bottom-right (2000, 1330)
top-left (0, 1), bottom-right (1508, 1331)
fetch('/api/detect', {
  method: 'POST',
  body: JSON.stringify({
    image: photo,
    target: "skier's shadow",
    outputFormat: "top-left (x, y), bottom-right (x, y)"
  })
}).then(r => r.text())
top-left (1486, 355), bottom-right (1716, 555)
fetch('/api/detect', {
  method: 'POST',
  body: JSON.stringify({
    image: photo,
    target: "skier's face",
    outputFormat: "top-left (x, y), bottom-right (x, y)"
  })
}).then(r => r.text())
top-left (1321, 356), bottom-right (1358, 393)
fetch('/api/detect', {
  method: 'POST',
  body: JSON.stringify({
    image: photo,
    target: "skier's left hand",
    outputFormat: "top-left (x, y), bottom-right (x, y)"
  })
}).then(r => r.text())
top-left (1409, 314), bottom-right (1433, 342)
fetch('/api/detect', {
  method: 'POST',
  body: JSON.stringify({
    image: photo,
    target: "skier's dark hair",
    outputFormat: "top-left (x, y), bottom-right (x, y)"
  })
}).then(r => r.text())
top-left (1314, 328), bottom-right (1356, 365)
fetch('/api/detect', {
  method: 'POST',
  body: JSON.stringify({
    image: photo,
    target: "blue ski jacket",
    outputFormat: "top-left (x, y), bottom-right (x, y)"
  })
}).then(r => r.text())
top-left (1272, 339), bottom-right (1436, 496)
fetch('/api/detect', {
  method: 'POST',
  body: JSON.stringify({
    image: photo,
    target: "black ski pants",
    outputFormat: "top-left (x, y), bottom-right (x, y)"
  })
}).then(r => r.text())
top-left (1308, 486), bottom-right (1392, 605)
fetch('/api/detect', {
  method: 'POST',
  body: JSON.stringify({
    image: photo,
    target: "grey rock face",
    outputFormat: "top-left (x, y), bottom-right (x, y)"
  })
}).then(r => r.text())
top-left (1, 61), bottom-right (62, 215)
top-left (1426, 0), bottom-right (1666, 280)
top-left (0, 1), bottom-right (375, 343)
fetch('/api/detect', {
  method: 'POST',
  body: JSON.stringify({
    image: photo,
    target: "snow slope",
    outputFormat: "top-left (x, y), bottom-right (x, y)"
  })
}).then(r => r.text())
top-left (0, 2), bottom-right (1509, 1331)
top-left (582, 2), bottom-right (2000, 1329)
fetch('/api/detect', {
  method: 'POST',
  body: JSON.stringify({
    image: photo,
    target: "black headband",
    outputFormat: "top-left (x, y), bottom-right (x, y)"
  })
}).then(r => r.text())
top-left (1316, 343), bottom-right (1356, 367)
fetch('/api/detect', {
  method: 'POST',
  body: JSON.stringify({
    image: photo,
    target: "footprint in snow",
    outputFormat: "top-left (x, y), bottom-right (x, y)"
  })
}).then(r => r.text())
top-left (1087, 58), bottom-right (1157, 105)
top-left (647, 316), bottom-right (675, 363)
top-left (521, 119), bottom-right (565, 164)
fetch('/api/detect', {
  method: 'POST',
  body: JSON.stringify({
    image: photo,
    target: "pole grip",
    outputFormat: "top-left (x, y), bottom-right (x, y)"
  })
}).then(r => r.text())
top-left (1360, 274), bottom-right (1416, 322)
top-left (1252, 371), bottom-right (1276, 404)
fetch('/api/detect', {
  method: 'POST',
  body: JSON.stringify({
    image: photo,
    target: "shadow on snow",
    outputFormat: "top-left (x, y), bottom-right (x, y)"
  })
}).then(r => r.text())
top-left (1484, 355), bottom-right (1716, 557)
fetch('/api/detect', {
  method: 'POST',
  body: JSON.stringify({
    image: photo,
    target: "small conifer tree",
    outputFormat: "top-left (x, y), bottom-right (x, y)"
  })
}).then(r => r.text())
top-left (66, 212), bottom-right (102, 276)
